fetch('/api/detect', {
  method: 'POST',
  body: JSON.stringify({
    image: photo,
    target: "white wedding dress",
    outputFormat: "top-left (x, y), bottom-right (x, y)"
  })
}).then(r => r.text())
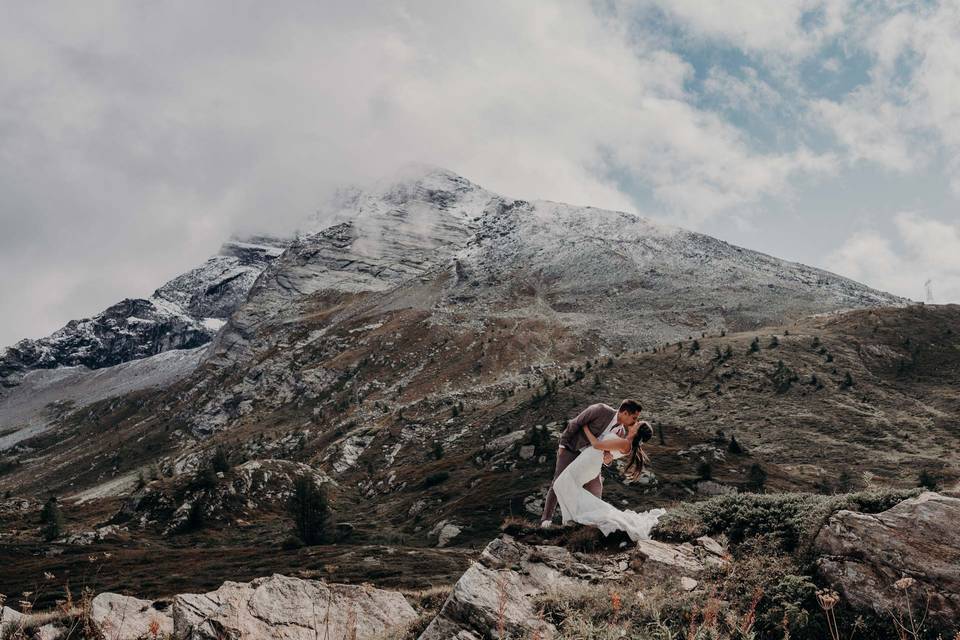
top-left (553, 431), bottom-right (666, 541)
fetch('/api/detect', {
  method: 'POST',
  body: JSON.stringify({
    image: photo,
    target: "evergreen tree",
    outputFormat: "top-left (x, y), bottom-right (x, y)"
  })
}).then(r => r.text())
top-left (41, 496), bottom-right (65, 541)
top-left (747, 463), bottom-right (767, 492)
top-left (290, 476), bottom-right (333, 545)
top-left (918, 468), bottom-right (939, 491)
top-left (211, 445), bottom-right (231, 473)
top-left (728, 434), bottom-right (744, 454)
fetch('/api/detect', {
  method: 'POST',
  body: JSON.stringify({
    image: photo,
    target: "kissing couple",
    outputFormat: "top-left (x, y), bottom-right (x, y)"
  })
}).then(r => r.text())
top-left (540, 399), bottom-right (665, 541)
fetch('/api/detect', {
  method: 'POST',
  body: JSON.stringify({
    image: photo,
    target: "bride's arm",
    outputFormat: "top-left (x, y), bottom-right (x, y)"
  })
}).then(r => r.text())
top-left (582, 426), bottom-right (630, 452)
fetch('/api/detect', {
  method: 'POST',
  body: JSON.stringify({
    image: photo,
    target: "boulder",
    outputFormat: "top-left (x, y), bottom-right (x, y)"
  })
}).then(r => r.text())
top-left (1, 607), bottom-right (25, 635)
top-left (429, 520), bottom-right (462, 547)
top-left (173, 573), bottom-right (416, 640)
top-left (91, 592), bottom-right (173, 640)
top-left (418, 533), bottom-right (720, 639)
top-left (814, 491), bottom-right (960, 628)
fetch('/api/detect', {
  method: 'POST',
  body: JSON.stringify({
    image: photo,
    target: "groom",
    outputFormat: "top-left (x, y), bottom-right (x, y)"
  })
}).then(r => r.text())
top-left (540, 398), bottom-right (644, 528)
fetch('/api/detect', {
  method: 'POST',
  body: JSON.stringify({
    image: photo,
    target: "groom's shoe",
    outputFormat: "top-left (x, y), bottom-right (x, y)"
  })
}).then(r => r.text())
top-left (540, 520), bottom-right (553, 529)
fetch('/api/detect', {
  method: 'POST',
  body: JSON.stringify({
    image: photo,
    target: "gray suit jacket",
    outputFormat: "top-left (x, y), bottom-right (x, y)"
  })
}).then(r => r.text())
top-left (558, 403), bottom-right (617, 452)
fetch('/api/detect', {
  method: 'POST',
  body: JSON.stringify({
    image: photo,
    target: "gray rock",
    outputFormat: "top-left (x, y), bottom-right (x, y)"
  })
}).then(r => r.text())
top-left (430, 520), bottom-right (462, 547)
top-left (418, 533), bottom-right (718, 639)
top-left (91, 592), bottom-right (173, 640)
top-left (1, 607), bottom-right (25, 635)
top-left (695, 535), bottom-right (725, 557)
top-left (814, 491), bottom-right (960, 628)
top-left (679, 577), bottom-right (698, 591)
top-left (173, 573), bottom-right (416, 640)
top-left (485, 430), bottom-right (526, 452)
top-left (35, 623), bottom-right (66, 640)
top-left (518, 445), bottom-right (535, 460)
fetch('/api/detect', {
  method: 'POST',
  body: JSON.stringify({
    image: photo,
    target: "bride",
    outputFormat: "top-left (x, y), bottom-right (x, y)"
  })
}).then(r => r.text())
top-left (552, 419), bottom-right (665, 541)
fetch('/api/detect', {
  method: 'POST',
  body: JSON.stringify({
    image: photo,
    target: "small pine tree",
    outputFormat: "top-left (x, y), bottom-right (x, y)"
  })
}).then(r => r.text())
top-left (749, 337), bottom-right (760, 353)
top-left (724, 345), bottom-right (733, 359)
top-left (690, 340), bottom-right (700, 354)
top-left (747, 463), bottom-right (767, 492)
top-left (657, 423), bottom-right (666, 445)
top-left (918, 468), bottom-right (939, 491)
top-left (606, 357), bottom-right (614, 368)
top-left (840, 371), bottom-right (854, 389)
top-left (432, 440), bottom-right (444, 460)
top-left (768, 335), bottom-right (779, 348)
top-left (728, 434), bottom-right (744, 454)
top-left (290, 476), bottom-right (333, 545)
top-left (211, 445), bottom-right (231, 473)
top-left (837, 468), bottom-right (854, 492)
top-left (696, 461), bottom-right (712, 480)
top-left (41, 496), bottom-right (65, 541)
top-left (451, 404), bottom-right (459, 417)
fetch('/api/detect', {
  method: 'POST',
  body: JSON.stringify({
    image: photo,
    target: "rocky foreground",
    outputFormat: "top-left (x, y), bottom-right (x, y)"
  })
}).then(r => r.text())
top-left (2, 490), bottom-right (957, 639)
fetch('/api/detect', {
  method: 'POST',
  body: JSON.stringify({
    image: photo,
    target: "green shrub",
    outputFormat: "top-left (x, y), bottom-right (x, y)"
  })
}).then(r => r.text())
top-left (652, 488), bottom-right (920, 551)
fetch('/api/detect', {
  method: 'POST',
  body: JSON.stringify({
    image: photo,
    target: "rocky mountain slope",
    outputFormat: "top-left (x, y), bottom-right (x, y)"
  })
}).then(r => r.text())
top-left (4, 164), bottom-right (957, 617)
top-left (0, 236), bottom-right (288, 388)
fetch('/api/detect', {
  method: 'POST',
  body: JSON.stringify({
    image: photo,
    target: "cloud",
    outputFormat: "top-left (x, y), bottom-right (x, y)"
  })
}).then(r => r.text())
top-left (825, 213), bottom-right (960, 303)
top-left (703, 66), bottom-right (784, 114)
top-left (0, 1), bottom-right (839, 347)
top-left (636, 0), bottom-right (851, 57)
top-left (812, 3), bottom-right (960, 189)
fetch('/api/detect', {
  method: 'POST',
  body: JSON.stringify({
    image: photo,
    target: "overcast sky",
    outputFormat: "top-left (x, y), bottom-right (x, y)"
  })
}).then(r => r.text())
top-left (3, 1), bottom-right (959, 348)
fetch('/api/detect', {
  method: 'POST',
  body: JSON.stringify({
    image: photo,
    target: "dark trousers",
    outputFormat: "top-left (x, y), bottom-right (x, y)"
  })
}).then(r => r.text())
top-left (540, 446), bottom-right (602, 522)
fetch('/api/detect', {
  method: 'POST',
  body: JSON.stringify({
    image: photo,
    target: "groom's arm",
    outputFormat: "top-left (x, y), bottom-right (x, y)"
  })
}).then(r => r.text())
top-left (559, 403), bottom-right (604, 448)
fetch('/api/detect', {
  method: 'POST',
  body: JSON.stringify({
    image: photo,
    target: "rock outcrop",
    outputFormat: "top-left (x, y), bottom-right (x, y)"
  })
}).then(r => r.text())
top-left (172, 573), bottom-right (417, 640)
top-left (90, 592), bottom-right (173, 640)
top-left (418, 532), bottom-right (726, 639)
top-left (814, 491), bottom-right (960, 628)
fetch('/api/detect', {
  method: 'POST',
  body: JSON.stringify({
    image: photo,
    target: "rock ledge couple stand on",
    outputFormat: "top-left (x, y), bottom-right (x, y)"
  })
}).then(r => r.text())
top-left (540, 398), bottom-right (665, 540)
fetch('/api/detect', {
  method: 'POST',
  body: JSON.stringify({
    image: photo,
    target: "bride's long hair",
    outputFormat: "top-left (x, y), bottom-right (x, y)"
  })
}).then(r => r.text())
top-left (623, 422), bottom-right (654, 482)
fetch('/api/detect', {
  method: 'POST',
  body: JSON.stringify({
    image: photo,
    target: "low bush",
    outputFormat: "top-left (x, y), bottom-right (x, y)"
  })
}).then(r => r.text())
top-left (652, 488), bottom-right (920, 551)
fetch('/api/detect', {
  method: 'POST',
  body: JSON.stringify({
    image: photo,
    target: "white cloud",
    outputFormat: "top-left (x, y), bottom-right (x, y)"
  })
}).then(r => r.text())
top-left (825, 213), bottom-right (960, 303)
top-left (811, 93), bottom-right (923, 172)
top-left (703, 66), bottom-right (784, 114)
top-left (813, 3), bottom-right (960, 189)
top-left (637, 0), bottom-right (851, 57)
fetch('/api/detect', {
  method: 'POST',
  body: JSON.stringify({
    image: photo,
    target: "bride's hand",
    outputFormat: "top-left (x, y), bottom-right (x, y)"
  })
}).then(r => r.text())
top-left (582, 425), bottom-right (600, 447)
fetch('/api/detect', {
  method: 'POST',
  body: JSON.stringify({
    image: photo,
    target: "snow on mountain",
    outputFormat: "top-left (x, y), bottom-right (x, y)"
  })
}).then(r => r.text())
top-left (205, 163), bottom-right (909, 369)
top-left (0, 236), bottom-right (290, 387)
